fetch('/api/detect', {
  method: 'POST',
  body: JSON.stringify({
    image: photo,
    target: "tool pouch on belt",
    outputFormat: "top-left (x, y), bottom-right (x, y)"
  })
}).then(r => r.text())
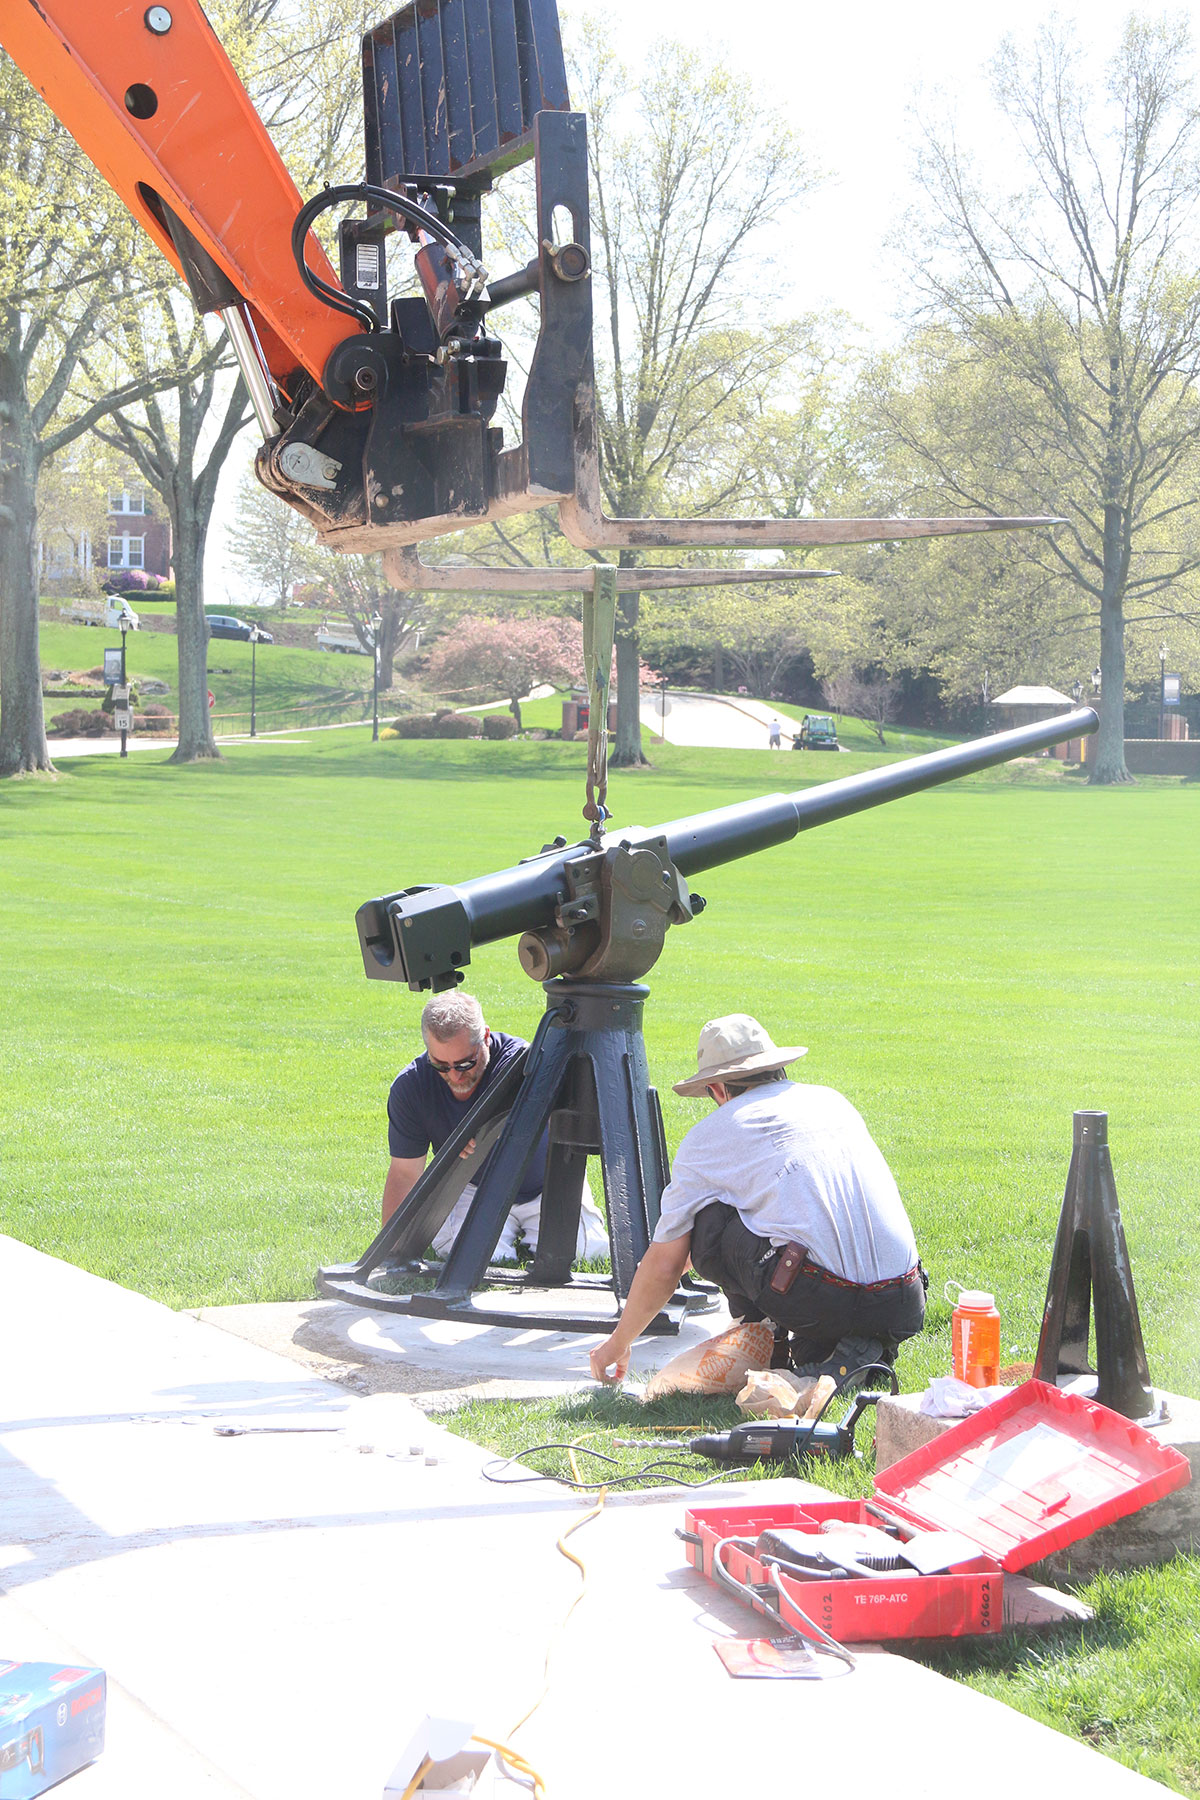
top-left (769, 1242), bottom-right (807, 1296)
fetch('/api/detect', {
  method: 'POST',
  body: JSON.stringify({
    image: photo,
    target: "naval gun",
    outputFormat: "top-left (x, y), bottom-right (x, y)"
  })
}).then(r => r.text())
top-left (317, 707), bottom-right (1099, 1332)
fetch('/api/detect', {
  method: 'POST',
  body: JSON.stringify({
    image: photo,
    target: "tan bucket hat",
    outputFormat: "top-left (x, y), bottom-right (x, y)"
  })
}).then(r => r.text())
top-left (672, 1014), bottom-right (807, 1097)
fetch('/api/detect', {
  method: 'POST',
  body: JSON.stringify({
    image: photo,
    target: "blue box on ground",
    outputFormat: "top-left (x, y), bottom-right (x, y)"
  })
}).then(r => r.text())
top-left (0, 1663), bottom-right (105, 1797)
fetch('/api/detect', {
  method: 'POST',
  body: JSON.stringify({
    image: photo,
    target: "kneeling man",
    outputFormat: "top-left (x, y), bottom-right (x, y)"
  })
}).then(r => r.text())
top-left (385, 992), bottom-right (609, 1263)
top-left (590, 1015), bottom-right (925, 1384)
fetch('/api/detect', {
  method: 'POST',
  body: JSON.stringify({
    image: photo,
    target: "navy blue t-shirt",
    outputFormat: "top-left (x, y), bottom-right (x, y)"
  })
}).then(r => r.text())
top-left (386, 1030), bottom-right (548, 1202)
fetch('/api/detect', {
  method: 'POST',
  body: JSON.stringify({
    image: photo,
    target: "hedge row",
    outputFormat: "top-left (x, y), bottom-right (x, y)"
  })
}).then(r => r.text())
top-left (386, 710), bottom-right (519, 740)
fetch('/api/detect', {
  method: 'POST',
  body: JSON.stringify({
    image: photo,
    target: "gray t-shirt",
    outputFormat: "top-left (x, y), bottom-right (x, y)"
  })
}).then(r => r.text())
top-left (653, 1081), bottom-right (917, 1283)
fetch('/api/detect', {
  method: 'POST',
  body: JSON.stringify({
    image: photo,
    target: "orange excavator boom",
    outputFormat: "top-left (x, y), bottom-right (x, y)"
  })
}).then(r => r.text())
top-left (3, 0), bottom-right (356, 407)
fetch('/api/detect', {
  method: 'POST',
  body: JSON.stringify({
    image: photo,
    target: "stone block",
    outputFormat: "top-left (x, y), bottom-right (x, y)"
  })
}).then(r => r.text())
top-left (873, 1388), bottom-right (1200, 1575)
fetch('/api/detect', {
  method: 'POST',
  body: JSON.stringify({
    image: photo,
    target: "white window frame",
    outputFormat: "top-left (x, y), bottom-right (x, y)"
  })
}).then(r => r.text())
top-left (108, 487), bottom-right (146, 515)
top-left (108, 534), bottom-right (145, 569)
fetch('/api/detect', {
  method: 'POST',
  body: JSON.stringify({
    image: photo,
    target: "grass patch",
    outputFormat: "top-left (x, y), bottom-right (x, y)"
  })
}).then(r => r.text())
top-left (4, 727), bottom-right (1200, 1790)
top-left (37, 620), bottom-right (378, 733)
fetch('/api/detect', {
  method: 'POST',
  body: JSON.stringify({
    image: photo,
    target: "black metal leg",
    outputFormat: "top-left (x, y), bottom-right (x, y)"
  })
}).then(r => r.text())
top-left (437, 1017), bottom-right (575, 1297)
top-left (528, 1135), bottom-right (588, 1285)
top-left (1033, 1110), bottom-right (1155, 1419)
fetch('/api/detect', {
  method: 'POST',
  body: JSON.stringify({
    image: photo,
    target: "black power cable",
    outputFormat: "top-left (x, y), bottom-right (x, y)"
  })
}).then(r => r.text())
top-left (481, 1441), bottom-right (737, 1492)
top-left (290, 181), bottom-right (481, 332)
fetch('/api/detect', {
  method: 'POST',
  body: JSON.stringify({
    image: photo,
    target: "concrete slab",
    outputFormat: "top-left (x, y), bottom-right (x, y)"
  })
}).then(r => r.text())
top-left (0, 1237), bottom-right (1173, 1799)
top-left (876, 1388), bottom-right (1200, 1574)
top-left (195, 1289), bottom-right (735, 1406)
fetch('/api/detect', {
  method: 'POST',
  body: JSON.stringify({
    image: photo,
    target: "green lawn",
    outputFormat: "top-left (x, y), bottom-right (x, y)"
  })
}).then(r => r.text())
top-left (38, 619), bottom-right (377, 734)
top-left (3, 730), bottom-right (1199, 1790)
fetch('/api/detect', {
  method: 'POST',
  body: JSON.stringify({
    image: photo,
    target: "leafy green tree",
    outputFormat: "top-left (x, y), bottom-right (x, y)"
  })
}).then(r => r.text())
top-left (227, 469), bottom-right (314, 611)
top-left (0, 59), bottom-right (169, 776)
top-left (576, 28), bottom-right (820, 764)
top-left (888, 14), bottom-right (1200, 782)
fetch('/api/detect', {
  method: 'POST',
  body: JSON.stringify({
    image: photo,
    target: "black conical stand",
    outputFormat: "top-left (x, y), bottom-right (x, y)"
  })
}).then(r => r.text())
top-left (316, 979), bottom-right (714, 1333)
top-left (1033, 1110), bottom-right (1159, 1420)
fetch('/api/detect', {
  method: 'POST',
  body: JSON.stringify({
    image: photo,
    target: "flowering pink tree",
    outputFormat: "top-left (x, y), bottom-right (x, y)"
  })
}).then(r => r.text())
top-left (426, 616), bottom-right (585, 729)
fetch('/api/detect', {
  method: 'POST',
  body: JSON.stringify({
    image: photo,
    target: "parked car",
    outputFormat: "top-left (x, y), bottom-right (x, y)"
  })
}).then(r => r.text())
top-left (206, 614), bottom-right (273, 643)
top-left (793, 713), bottom-right (840, 750)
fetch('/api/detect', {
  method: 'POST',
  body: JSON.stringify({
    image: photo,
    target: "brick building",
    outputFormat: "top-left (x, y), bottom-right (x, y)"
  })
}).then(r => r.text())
top-left (36, 471), bottom-right (172, 592)
top-left (103, 478), bottom-right (172, 580)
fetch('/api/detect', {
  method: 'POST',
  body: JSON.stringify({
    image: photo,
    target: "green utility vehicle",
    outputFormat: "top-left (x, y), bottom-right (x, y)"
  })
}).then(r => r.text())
top-left (793, 713), bottom-right (840, 750)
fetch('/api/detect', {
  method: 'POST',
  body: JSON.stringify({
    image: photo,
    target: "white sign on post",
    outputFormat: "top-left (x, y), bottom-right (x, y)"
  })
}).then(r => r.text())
top-left (114, 710), bottom-right (133, 733)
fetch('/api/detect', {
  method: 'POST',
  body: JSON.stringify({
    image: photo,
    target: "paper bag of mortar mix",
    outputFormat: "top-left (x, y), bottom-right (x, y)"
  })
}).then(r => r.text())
top-left (644, 1321), bottom-right (775, 1398)
top-left (736, 1369), bottom-right (837, 1420)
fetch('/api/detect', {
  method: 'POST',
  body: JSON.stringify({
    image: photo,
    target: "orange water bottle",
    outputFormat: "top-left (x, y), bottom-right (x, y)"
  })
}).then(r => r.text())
top-left (950, 1289), bottom-right (1001, 1387)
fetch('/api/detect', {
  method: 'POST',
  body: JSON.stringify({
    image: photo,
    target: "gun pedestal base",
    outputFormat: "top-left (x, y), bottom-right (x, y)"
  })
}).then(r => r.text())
top-left (316, 978), bottom-right (717, 1335)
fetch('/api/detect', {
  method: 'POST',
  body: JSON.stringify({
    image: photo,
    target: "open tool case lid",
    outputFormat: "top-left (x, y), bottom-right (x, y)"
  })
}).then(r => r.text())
top-left (874, 1380), bottom-right (1191, 1572)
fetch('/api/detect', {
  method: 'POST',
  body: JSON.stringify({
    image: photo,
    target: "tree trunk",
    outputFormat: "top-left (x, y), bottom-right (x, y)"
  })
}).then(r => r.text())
top-left (378, 596), bottom-right (403, 688)
top-left (1089, 506), bottom-right (1132, 785)
top-left (168, 487), bottom-right (219, 763)
top-left (0, 356), bottom-right (54, 777)
top-left (611, 586), bottom-right (647, 766)
top-left (712, 642), bottom-right (724, 691)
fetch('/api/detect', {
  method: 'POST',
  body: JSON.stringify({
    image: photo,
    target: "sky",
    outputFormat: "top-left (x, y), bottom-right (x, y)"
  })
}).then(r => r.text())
top-left (205, 0), bottom-right (1146, 606)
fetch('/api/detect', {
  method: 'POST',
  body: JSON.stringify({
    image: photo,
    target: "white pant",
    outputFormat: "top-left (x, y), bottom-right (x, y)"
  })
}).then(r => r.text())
top-left (431, 1177), bottom-right (609, 1262)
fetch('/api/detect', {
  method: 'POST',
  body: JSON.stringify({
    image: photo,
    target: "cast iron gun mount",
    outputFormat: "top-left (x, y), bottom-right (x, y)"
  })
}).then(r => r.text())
top-left (316, 708), bottom-right (1099, 1334)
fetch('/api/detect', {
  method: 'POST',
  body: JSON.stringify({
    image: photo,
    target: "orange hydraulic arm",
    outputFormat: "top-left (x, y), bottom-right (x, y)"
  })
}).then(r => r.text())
top-left (4, 0), bottom-right (1059, 566)
top-left (3, 0), bottom-right (358, 406)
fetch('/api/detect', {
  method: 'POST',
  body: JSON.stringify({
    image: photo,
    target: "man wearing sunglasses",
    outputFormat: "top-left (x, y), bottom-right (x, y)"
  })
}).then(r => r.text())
top-left (382, 992), bottom-right (608, 1262)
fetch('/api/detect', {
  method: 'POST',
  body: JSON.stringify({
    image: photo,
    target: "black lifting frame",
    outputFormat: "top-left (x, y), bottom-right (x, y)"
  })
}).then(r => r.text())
top-left (317, 979), bottom-right (713, 1332)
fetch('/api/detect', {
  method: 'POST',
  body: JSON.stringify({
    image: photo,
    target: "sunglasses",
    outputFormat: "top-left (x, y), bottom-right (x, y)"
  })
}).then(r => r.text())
top-left (428, 1045), bottom-right (484, 1075)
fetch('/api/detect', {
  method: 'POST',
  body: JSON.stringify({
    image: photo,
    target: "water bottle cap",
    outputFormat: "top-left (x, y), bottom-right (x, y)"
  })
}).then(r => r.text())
top-left (957, 1290), bottom-right (995, 1310)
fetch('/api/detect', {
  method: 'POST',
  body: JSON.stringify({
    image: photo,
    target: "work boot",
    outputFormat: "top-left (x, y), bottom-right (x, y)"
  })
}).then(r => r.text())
top-left (793, 1334), bottom-right (896, 1393)
top-left (786, 1335), bottom-right (837, 1373)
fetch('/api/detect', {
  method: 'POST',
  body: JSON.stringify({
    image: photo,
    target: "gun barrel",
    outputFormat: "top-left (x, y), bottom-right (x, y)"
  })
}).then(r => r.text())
top-left (358, 708), bottom-right (1098, 989)
top-left (660, 707), bottom-right (1099, 874)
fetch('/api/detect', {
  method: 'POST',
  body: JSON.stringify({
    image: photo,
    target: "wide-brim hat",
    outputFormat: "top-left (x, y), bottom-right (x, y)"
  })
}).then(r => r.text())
top-left (673, 1014), bottom-right (807, 1097)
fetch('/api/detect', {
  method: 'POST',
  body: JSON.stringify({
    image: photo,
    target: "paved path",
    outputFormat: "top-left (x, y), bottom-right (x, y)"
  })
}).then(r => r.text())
top-left (0, 1235), bottom-right (1173, 1800)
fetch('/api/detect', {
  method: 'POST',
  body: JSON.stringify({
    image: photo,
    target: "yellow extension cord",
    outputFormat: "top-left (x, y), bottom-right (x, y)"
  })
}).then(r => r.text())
top-left (399, 1452), bottom-right (607, 1800)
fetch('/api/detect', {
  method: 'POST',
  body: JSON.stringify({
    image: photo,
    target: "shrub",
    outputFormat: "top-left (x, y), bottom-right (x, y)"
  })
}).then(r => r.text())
top-left (49, 708), bottom-right (114, 737)
top-left (103, 569), bottom-right (152, 594)
top-left (134, 706), bottom-right (173, 733)
top-left (153, 581), bottom-right (176, 602)
top-left (432, 712), bottom-right (482, 738)
top-left (379, 727), bottom-right (399, 740)
top-left (482, 712), bottom-right (518, 740)
top-left (388, 711), bottom-right (482, 739)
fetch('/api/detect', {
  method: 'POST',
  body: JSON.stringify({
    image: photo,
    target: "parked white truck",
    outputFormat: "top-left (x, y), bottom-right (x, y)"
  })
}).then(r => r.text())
top-left (315, 620), bottom-right (371, 655)
top-left (59, 597), bottom-right (141, 630)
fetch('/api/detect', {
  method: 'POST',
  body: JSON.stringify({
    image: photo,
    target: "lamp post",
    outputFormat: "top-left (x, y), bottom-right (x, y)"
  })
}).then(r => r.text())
top-left (1159, 642), bottom-right (1168, 740)
top-left (371, 611), bottom-right (382, 742)
top-left (1072, 679), bottom-right (1083, 705)
top-left (113, 608), bottom-right (136, 757)
top-left (1091, 666), bottom-right (1101, 697)
top-left (249, 626), bottom-right (262, 738)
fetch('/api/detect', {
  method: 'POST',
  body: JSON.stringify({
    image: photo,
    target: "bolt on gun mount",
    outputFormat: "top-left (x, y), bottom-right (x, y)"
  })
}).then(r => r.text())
top-left (316, 708), bottom-right (1099, 1336)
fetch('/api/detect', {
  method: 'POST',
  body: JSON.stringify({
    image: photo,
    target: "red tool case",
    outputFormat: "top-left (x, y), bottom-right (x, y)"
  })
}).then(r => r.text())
top-left (683, 1381), bottom-right (1191, 1643)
